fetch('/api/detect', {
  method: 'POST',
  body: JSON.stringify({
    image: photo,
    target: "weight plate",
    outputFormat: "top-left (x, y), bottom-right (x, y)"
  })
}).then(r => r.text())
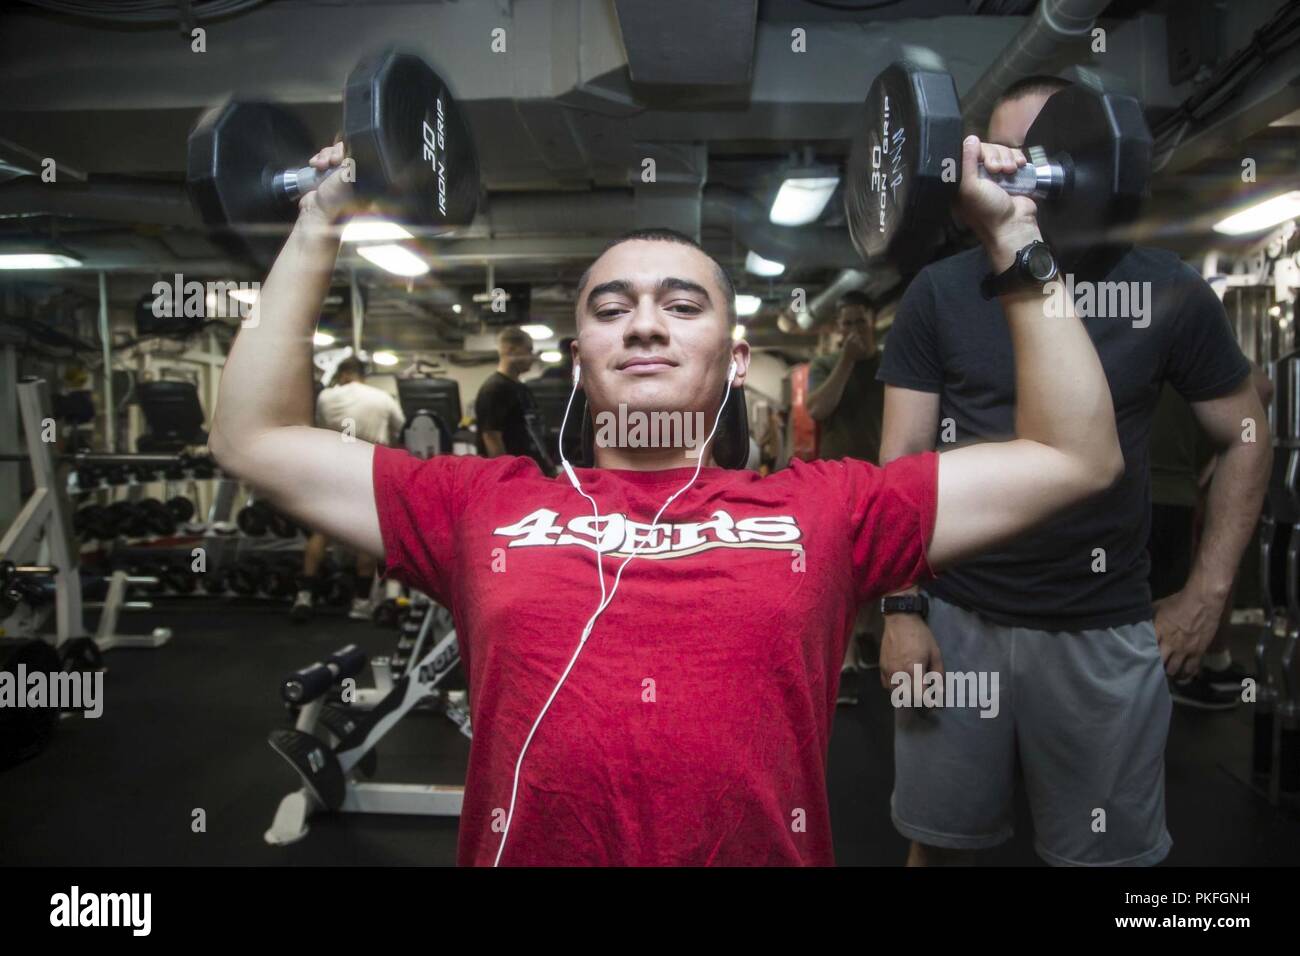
top-left (1026, 84), bottom-right (1153, 278)
top-left (343, 48), bottom-right (479, 235)
top-left (845, 62), bottom-right (962, 271)
top-left (187, 100), bottom-right (317, 264)
top-left (166, 496), bottom-right (196, 522)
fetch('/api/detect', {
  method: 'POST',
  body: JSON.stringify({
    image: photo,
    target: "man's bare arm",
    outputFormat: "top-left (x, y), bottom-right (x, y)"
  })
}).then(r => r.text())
top-left (926, 138), bottom-right (1123, 571)
top-left (1154, 379), bottom-right (1272, 675)
top-left (208, 143), bottom-right (385, 559)
top-left (1153, 375), bottom-right (1271, 676)
top-left (805, 353), bottom-right (855, 421)
top-left (481, 431), bottom-right (507, 457)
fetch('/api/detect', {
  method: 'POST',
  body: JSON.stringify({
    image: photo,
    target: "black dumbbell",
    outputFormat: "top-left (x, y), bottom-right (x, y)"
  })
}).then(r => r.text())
top-left (199, 567), bottom-right (231, 595)
top-left (103, 501), bottom-right (139, 538)
top-left (189, 455), bottom-right (216, 480)
top-left (263, 562), bottom-right (299, 599)
top-left (236, 502), bottom-right (272, 537)
top-left (165, 496), bottom-right (196, 523)
top-left (74, 504), bottom-right (106, 540)
top-left (161, 564), bottom-right (198, 594)
top-left (137, 498), bottom-right (177, 537)
top-left (229, 558), bottom-right (268, 596)
top-left (268, 510), bottom-right (299, 539)
top-left (186, 48), bottom-right (479, 265)
top-left (844, 62), bottom-right (1152, 274)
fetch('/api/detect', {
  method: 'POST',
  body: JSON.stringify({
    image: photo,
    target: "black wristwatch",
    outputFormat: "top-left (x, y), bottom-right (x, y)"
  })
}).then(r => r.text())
top-left (979, 239), bottom-right (1058, 299)
top-left (881, 593), bottom-right (929, 619)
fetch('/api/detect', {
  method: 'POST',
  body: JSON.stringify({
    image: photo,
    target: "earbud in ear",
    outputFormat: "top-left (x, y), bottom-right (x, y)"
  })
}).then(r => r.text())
top-left (573, 362), bottom-right (581, 385)
top-left (727, 359), bottom-right (738, 384)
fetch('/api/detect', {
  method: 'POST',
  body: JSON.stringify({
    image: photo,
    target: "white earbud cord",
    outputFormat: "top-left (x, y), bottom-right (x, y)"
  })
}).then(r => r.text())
top-left (493, 364), bottom-right (735, 866)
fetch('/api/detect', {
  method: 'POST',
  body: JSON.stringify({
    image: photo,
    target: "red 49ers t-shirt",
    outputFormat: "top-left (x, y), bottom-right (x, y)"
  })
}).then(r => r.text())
top-left (373, 446), bottom-right (938, 866)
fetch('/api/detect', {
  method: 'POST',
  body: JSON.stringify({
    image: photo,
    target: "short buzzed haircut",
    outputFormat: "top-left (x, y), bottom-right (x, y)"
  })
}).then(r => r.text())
top-left (335, 356), bottom-right (366, 380)
top-left (497, 326), bottom-right (533, 352)
top-left (575, 228), bottom-right (737, 326)
top-left (993, 75), bottom-right (1071, 110)
top-left (837, 290), bottom-right (873, 313)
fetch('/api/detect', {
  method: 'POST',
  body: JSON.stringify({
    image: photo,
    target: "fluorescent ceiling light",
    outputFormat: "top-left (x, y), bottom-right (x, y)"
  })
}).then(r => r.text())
top-left (735, 295), bottom-right (762, 317)
top-left (769, 176), bottom-right (839, 226)
top-left (521, 324), bottom-right (553, 340)
top-left (452, 303), bottom-right (463, 313)
top-left (372, 350), bottom-right (399, 366)
top-left (540, 350), bottom-right (562, 363)
top-left (313, 331), bottom-right (336, 346)
top-left (1213, 191), bottom-right (1300, 235)
top-left (342, 219), bottom-right (412, 242)
top-left (0, 253), bottom-right (81, 270)
top-left (229, 288), bottom-right (258, 305)
top-left (733, 323), bottom-right (747, 342)
top-left (356, 243), bottom-right (429, 276)
top-left (745, 250), bottom-right (785, 276)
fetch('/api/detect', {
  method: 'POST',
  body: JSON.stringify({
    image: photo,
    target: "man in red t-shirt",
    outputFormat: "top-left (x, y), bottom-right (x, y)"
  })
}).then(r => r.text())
top-left (210, 137), bottom-right (1123, 866)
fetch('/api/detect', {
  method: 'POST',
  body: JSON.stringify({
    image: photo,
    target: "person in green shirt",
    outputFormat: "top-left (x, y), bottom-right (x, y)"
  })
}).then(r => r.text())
top-left (805, 291), bottom-right (886, 699)
top-left (806, 291), bottom-right (884, 464)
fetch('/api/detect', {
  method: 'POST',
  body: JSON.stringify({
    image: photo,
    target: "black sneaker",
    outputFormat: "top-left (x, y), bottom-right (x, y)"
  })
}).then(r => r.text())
top-left (1170, 671), bottom-right (1240, 710)
top-left (1202, 660), bottom-right (1252, 695)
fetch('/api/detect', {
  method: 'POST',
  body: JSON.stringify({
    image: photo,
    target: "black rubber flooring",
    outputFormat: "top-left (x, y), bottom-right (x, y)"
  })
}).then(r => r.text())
top-left (2, 602), bottom-right (1297, 866)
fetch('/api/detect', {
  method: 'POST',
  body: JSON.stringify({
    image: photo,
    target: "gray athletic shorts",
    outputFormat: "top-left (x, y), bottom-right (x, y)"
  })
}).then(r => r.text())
top-left (891, 594), bottom-right (1173, 866)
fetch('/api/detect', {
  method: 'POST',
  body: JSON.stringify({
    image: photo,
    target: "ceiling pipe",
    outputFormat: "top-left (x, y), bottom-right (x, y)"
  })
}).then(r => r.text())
top-left (960, 0), bottom-right (1115, 133)
top-left (700, 186), bottom-right (863, 270)
top-left (777, 268), bottom-right (869, 334)
top-left (0, 177), bottom-right (195, 226)
top-left (0, 178), bottom-right (865, 270)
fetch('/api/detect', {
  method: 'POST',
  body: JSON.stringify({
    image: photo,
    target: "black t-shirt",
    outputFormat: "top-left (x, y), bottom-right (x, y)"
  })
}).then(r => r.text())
top-left (475, 372), bottom-right (551, 470)
top-left (878, 245), bottom-right (1250, 630)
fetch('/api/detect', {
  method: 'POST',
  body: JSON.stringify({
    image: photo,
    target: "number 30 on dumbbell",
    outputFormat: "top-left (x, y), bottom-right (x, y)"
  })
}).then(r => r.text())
top-left (186, 48), bottom-right (480, 263)
top-left (844, 62), bottom-right (1153, 273)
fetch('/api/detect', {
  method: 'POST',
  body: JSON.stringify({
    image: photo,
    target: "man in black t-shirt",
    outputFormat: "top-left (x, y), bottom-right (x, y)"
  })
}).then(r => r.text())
top-left (476, 326), bottom-right (553, 472)
top-left (876, 77), bottom-right (1271, 867)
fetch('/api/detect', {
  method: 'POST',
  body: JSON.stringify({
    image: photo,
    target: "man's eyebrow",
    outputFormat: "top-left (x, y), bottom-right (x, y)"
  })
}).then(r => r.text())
top-left (584, 276), bottom-right (713, 310)
top-left (584, 279), bottom-right (634, 310)
top-left (657, 276), bottom-right (712, 303)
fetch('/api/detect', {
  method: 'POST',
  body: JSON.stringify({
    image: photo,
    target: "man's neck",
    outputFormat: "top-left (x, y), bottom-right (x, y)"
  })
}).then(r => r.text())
top-left (592, 444), bottom-right (716, 471)
top-left (497, 363), bottom-right (520, 382)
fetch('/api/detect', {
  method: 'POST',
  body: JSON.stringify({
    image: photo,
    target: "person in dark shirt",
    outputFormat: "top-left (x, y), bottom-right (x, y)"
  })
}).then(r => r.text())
top-left (876, 76), bottom-right (1272, 867)
top-left (475, 326), bottom-right (553, 472)
top-left (806, 291), bottom-right (888, 692)
top-left (1148, 369), bottom-right (1273, 709)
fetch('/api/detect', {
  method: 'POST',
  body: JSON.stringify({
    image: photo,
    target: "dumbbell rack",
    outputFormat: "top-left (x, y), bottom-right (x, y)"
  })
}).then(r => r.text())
top-left (0, 379), bottom-right (170, 653)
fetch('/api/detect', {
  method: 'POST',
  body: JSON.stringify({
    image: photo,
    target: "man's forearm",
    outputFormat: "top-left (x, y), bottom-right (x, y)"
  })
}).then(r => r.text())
top-left (1188, 441), bottom-right (1272, 602)
top-left (805, 356), bottom-right (853, 421)
top-left (210, 211), bottom-right (339, 456)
